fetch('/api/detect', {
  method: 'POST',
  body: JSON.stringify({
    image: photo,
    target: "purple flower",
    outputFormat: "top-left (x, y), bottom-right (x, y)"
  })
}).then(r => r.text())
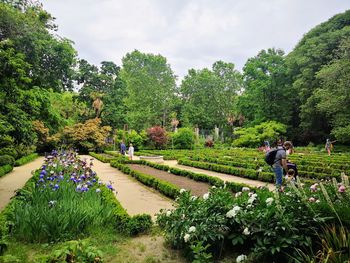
top-left (106, 183), bottom-right (114, 191)
top-left (53, 184), bottom-right (59, 190)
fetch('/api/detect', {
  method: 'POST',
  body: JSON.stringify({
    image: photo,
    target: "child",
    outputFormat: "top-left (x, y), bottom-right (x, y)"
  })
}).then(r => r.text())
top-left (285, 169), bottom-right (296, 183)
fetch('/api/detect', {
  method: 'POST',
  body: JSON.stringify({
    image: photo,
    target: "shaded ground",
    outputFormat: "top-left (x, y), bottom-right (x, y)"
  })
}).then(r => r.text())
top-left (127, 164), bottom-right (210, 196)
top-left (82, 155), bottom-right (174, 220)
top-left (0, 157), bottom-right (45, 211)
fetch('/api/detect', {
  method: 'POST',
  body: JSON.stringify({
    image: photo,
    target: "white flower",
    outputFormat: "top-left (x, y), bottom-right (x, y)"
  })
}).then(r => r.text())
top-left (266, 197), bottom-right (274, 206)
top-left (184, 233), bottom-right (191, 243)
top-left (211, 185), bottom-right (216, 189)
top-left (315, 199), bottom-right (320, 203)
top-left (189, 226), bottom-right (196, 233)
top-left (179, 188), bottom-right (186, 194)
top-left (235, 192), bottom-right (242, 198)
top-left (242, 187), bottom-right (250, 192)
top-left (236, 254), bottom-right (247, 263)
top-left (190, 196), bottom-right (197, 201)
top-left (226, 206), bottom-right (241, 218)
top-left (247, 194), bottom-right (257, 204)
top-left (243, 227), bottom-right (250, 235)
top-left (203, 192), bottom-right (210, 200)
top-left (166, 210), bottom-right (172, 216)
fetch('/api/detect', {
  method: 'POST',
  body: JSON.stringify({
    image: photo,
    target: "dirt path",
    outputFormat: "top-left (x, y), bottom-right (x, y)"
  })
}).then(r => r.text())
top-left (127, 164), bottom-right (210, 196)
top-left (162, 160), bottom-right (275, 191)
top-left (82, 155), bottom-right (173, 220)
top-left (0, 157), bottom-right (45, 211)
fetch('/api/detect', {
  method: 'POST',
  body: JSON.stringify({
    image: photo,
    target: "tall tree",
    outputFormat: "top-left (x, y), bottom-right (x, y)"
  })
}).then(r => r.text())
top-left (286, 9), bottom-right (350, 143)
top-left (121, 50), bottom-right (176, 131)
top-left (180, 61), bottom-right (242, 130)
top-left (236, 48), bottom-right (293, 127)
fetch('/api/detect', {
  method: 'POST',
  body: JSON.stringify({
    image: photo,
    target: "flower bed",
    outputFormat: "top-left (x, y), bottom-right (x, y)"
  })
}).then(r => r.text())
top-left (157, 175), bottom-right (350, 262)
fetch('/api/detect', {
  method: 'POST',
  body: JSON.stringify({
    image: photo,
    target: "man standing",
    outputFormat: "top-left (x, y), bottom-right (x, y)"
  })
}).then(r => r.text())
top-left (273, 140), bottom-right (293, 190)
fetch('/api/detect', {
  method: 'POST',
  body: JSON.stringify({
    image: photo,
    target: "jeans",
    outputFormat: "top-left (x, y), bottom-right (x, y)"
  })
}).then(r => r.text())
top-left (273, 166), bottom-right (283, 187)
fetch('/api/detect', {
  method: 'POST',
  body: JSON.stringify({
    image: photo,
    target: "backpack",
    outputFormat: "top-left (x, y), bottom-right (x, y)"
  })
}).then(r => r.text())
top-left (264, 148), bottom-right (284, 166)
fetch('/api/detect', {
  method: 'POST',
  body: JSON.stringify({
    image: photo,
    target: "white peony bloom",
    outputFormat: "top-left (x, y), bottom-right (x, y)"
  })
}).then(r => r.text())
top-left (184, 233), bottom-right (191, 243)
top-left (243, 227), bottom-right (250, 235)
top-left (236, 254), bottom-right (247, 263)
top-left (188, 226), bottom-right (196, 233)
top-left (179, 188), bottom-right (186, 194)
top-left (242, 187), bottom-right (250, 192)
top-left (226, 206), bottom-right (241, 218)
top-left (203, 192), bottom-right (210, 200)
top-left (266, 197), bottom-right (274, 206)
top-left (235, 192), bottom-right (242, 198)
top-left (166, 210), bottom-right (172, 216)
top-left (190, 196), bottom-right (197, 201)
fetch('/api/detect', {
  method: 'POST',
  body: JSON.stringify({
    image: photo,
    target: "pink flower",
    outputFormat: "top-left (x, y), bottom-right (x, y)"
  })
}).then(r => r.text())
top-left (338, 185), bottom-right (346, 193)
top-left (309, 197), bottom-right (316, 202)
top-left (310, 183), bottom-right (318, 192)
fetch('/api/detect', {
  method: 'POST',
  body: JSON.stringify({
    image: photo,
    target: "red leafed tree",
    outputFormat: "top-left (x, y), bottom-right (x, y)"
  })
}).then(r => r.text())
top-left (147, 126), bottom-right (168, 149)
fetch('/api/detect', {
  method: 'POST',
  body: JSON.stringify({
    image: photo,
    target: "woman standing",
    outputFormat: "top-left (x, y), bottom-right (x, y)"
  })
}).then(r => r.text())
top-left (128, 143), bottom-right (134, 160)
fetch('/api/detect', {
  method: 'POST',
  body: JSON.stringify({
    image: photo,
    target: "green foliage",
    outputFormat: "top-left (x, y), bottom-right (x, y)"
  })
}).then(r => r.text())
top-left (46, 240), bottom-right (103, 263)
top-left (180, 61), bottom-right (242, 130)
top-left (0, 148), bottom-right (17, 159)
top-left (237, 48), bottom-right (293, 126)
top-left (0, 164), bottom-right (13, 178)
top-left (286, 10), bottom-right (350, 143)
top-left (127, 214), bottom-right (152, 236)
top-left (171, 128), bottom-right (195, 149)
top-left (232, 121), bottom-right (286, 147)
top-left (121, 50), bottom-right (176, 130)
top-left (14, 153), bottom-right (38, 167)
top-left (0, 155), bottom-right (15, 166)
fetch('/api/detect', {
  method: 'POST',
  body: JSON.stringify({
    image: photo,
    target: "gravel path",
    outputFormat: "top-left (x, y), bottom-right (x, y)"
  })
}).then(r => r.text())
top-left (0, 157), bottom-right (45, 211)
top-left (82, 155), bottom-right (173, 220)
top-left (162, 160), bottom-right (275, 191)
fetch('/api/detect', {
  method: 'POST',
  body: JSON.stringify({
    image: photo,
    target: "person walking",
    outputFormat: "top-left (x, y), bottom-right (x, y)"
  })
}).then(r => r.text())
top-left (128, 143), bottom-right (134, 160)
top-left (272, 140), bottom-right (293, 190)
top-left (325, 139), bottom-right (337, 156)
top-left (120, 141), bottom-right (126, 155)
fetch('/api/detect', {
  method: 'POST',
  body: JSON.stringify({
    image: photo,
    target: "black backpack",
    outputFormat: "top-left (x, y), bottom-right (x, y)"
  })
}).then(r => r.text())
top-left (264, 148), bottom-right (284, 166)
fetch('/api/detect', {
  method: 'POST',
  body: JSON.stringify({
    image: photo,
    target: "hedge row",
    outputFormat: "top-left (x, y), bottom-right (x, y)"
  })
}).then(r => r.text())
top-left (189, 156), bottom-right (345, 180)
top-left (14, 153), bottom-right (39, 167)
top-left (130, 160), bottom-right (253, 193)
top-left (0, 165), bottom-right (13, 178)
top-left (178, 158), bottom-right (275, 183)
top-left (110, 160), bottom-right (180, 199)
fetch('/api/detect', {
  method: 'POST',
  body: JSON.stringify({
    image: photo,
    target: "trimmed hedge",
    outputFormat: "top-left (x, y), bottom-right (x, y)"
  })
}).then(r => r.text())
top-left (89, 152), bottom-right (115, 163)
top-left (178, 158), bottom-right (275, 183)
top-left (110, 160), bottom-right (180, 199)
top-left (14, 153), bottom-right (39, 167)
top-left (0, 165), bottom-right (13, 178)
top-left (0, 155), bottom-right (15, 166)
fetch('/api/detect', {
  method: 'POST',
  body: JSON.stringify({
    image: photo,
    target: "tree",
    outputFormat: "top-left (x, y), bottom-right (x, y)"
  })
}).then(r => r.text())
top-left (121, 50), bottom-right (176, 131)
top-left (236, 48), bottom-right (293, 126)
top-left (314, 37), bottom-right (350, 143)
top-left (180, 61), bottom-right (241, 130)
top-left (286, 9), bottom-right (350, 143)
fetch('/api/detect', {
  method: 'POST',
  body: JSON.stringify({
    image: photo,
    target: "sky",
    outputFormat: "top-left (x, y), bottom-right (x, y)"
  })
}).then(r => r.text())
top-left (42, 0), bottom-right (350, 79)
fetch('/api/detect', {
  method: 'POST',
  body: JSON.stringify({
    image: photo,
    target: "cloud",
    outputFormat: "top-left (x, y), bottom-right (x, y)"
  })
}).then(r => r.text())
top-left (43, 0), bottom-right (350, 78)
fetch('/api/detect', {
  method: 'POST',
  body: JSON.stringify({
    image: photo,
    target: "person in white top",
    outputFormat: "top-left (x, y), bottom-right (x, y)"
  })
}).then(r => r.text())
top-left (128, 143), bottom-right (134, 160)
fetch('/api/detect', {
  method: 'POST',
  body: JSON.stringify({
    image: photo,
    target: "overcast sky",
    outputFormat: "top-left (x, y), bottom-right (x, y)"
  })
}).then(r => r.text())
top-left (42, 0), bottom-right (350, 79)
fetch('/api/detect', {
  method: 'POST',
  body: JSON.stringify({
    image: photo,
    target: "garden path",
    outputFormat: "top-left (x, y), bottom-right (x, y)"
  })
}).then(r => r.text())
top-left (81, 155), bottom-right (174, 220)
top-left (161, 160), bottom-right (275, 191)
top-left (0, 157), bottom-right (45, 211)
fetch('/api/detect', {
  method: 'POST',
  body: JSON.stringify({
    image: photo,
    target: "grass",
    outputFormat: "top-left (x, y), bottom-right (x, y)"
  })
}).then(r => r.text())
top-left (1, 226), bottom-right (187, 263)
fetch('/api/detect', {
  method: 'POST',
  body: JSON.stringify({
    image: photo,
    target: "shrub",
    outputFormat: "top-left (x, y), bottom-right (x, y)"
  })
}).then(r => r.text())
top-left (171, 128), bottom-right (195, 149)
top-left (0, 165), bottom-right (13, 177)
top-left (14, 153), bottom-right (38, 167)
top-left (147, 126), bottom-right (168, 149)
top-left (127, 214), bottom-right (152, 235)
top-left (0, 155), bottom-right (15, 166)
top-left (0, 148), bottom-right (17, 159)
